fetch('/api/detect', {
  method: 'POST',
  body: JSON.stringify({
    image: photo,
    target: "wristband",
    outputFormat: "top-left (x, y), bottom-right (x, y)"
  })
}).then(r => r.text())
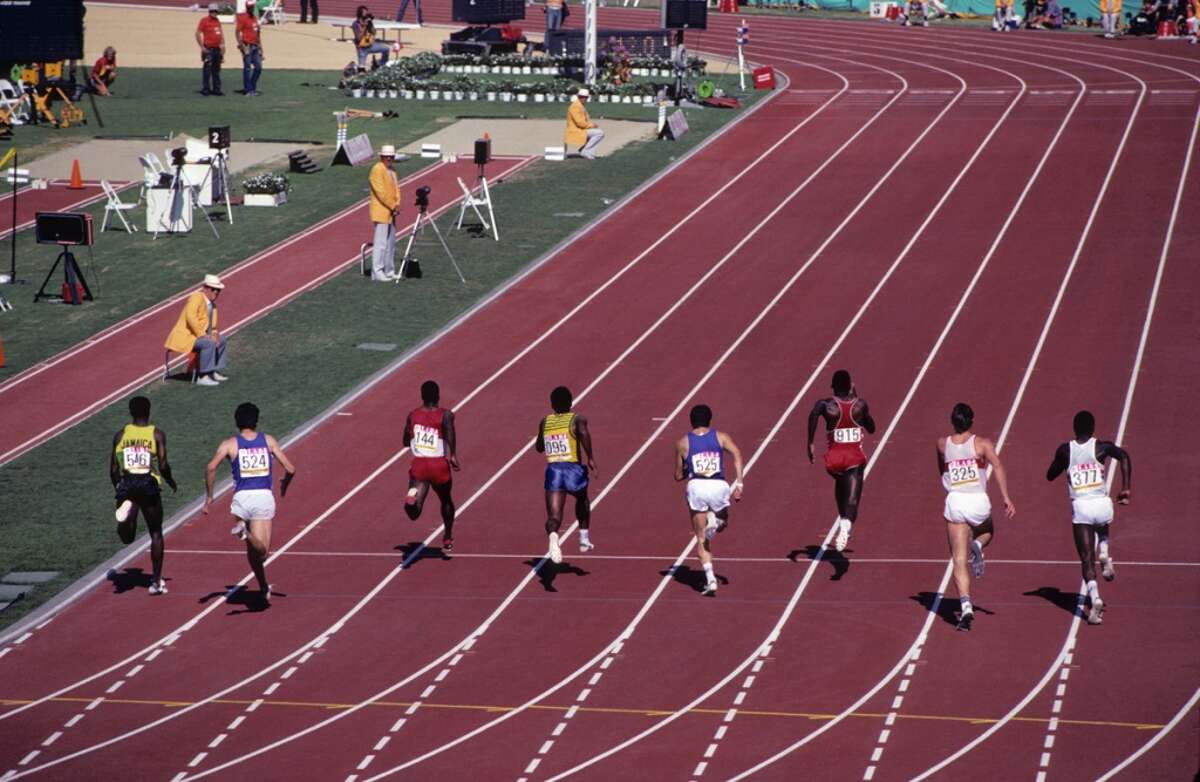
top-left (732, 480), bottom-right (744, 489)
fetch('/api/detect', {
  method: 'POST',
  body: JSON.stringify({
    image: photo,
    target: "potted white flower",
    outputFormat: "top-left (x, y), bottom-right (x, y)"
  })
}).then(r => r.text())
top-left (242, 173), bottom-right (290, 207)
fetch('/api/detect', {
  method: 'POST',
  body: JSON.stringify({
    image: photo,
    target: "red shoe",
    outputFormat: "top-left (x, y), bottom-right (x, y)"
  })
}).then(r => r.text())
top-left (442, 537), bottom-right (454, 552)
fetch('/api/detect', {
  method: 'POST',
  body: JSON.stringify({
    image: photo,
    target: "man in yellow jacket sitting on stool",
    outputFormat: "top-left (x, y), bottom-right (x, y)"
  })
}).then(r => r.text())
top-left (164, 274), bottom-right (228, 387)
top-left (369, 144), bottom-right (402, 281)
top-left (566, 88), bottom-right (605, 160)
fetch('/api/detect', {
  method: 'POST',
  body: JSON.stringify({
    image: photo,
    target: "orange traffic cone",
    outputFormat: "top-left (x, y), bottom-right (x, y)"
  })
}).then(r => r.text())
top-left (68, 159), bottom-right (83, 190)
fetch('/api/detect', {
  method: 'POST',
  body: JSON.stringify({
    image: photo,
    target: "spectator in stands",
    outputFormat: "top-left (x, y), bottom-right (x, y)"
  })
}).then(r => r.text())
top-left (395, 0), bottom-right (423, 24)
top-left (1157, 0), bottom-right (1186, 31)
top-left (545, 0), bottom-right (565, 31)
top-left (1028, 0), bottom-right (1062, 26)
top-left (300, 0), bottom-right (319, 23)
top-left (196, 3), bottom-right (226, 96)
top-left (165, 274), bottom-right (229, 387)
top-left (354, 6), bottom-right (391, 70)
top-left (237, 0), bottom-right (265, 96)
top-left (90, 47), bottom-right (118, 96)
top-left (368, 145), bottom-right (401, 281)
top-left (1129, 0), bottom-right (1158, 32)
top-left (566, 88), bottom-right (604, 160)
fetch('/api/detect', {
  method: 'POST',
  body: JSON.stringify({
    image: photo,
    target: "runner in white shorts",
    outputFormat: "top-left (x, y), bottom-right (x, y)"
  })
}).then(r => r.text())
top-left (937, 402), bottom-right (1015, 631)
top-left (204, 402), bottom-right (296, 600)
top-left (1046, 410), bottom-right (1131, 625)
top-left (674, 404), bottom-right (744, 597)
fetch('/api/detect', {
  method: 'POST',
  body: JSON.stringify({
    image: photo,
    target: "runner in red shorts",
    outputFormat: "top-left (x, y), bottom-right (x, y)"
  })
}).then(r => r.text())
top-left (807, 370), bottom-right (876, 553)
top-left (403, 380), bottom-right (460, 551)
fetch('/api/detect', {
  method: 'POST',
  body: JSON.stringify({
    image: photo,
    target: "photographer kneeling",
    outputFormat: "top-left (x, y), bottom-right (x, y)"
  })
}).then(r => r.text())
top-left (354, 5), bottom-right (392, 71)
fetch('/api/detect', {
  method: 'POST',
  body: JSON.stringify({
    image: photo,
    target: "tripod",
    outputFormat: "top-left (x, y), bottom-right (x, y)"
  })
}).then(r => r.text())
top-left (34, 244), bottom-right (93, 304)
top-left (396, 200), bottom-right (466, 284)
top-left (154, 162), bottom-right (220, 239)
top-left (196, 149), bottom-right (235, 226)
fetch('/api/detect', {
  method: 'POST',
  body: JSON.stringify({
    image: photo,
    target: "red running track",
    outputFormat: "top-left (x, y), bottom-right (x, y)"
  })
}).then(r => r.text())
top-left (0, 16), bottom-right (1197, 782)
top-left (0, 183), bottom-right (117, 241)
top-left (0, 157), bottom-right (534, 466)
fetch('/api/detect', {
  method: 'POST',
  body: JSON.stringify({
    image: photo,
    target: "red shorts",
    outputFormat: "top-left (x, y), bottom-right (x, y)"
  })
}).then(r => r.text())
top-left (825, 446), bottom-right (866, 476)
top-left (410, 456), bottom-right (451, 486)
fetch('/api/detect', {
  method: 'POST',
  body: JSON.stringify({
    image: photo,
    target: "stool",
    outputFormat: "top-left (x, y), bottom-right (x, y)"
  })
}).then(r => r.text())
top-left (164, 349), bottom-right (200, 383)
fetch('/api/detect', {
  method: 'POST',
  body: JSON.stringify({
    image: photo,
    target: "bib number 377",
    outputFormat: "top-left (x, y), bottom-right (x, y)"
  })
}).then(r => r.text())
top-left (1069, 462), bottom-right (1104, 491)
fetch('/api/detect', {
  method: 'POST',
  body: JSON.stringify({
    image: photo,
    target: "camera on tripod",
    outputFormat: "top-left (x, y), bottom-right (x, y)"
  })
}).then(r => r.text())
top-left (169, 147), bottom-right (188, 169)
top-left (414, 185), bottom-right (431, 210)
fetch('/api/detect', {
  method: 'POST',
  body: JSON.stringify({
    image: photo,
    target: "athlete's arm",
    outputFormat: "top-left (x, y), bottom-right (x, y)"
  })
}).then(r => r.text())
top-left (535, 417), bottom-right (546, 454)
top-left (978, 437), bottom-right (1016, 517)
top-left (155, 428), bottom-right (178, 492)
top-left (935, 438), bottom-right (947, 477)
top-left (674, 437), bottom-right (688, 482)
top-left (203, 438), bottom-right (235, 514)
top-left (402, 413), bottom-right (414, 449)
top-left (717, 431), bottom-right (745, 501)
top-left (444, 410), bottom-right (460, 471)
top-left (266, 434), bottom-right (297, 497)
top-left (1045, 443), bottom-right (1069, 482)
top-left (1098, 441), bottom-right (1132, 503)
top-left (110, 430), bottom-right (123, 487)
top-left (806, 400), bottom-right (827, 464)
top-left (856, 399), bottom-right (877, 435)
top-left (575, 415), bottom-right (597, 475)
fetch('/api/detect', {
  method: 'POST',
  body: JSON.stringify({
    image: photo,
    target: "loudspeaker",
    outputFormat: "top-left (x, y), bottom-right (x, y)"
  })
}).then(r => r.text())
top-left (663, 0), bottom-right (707, 29)
top-left (474, 138), bottom-right (491, 166)
top-left (208, 125), bottom-right (232, 150)
top-left (35, 212), bottom-right (93, 246)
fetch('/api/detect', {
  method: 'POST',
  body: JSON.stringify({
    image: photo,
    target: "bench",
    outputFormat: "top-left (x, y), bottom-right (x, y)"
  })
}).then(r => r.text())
top-left (333, 20), bottom-right (421, 45)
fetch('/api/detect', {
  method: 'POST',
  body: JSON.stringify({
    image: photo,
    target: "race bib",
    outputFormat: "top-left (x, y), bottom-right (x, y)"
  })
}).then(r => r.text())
top-left (412, 424), bottom-right (443, 457)
top-left (947, 458), bottom-right (980, 487)
top-left (544, 432), bottom-right (573, 461)
top-left (238, 446), bottom-right (271, 478)
top-left (122, 446), bottom-right (152, 474)
top-left (1068, 462), bottom-right (1104, 491)
top-left (833, 427), bottom-right (862, 444)
top-left (690, 450), bottom-right (721, 478)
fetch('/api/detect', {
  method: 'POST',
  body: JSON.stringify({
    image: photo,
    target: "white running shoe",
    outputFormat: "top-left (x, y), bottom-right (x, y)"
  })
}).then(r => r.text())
top-left (148, 579), bottom-right (168, 596)
top-left (834, 520), bottom-right (852, 553)
top-left (969, 540), bottom-right (985, 579)
top-left (231, 521), bottom-right (248, 541)
top-left (1087, 598), bottom-right (1105, 625)
top-left (579, 539), bottom-right (595, 553)
top-left (956, 609), bottom-right (974, 631)
top-left (701, 580), bottom-right (718, 596)
top-left (704, 511), bottom-right (720, 541)
top-left (1100, 555), bottom-right (1115, 582)
top-left (212, 372), bottom-right (229, 382)
top-left (115, 500), bottom-right (134, 523)
top-left (196, 375), bottom-right (220, 387)
top-left (548, 533), bottom-right (563, 565)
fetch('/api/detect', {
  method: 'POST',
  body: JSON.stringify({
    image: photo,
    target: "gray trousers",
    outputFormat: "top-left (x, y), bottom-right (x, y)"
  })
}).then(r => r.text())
top-left (194, 334), bottom-right (228, 373)
top-left (372, 221), bottom-right (396, 280)
top-left (580, 127), bottom-right (605, 159)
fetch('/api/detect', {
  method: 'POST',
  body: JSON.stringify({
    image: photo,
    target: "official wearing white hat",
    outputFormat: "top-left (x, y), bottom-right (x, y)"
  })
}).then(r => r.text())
top-left (565, 88), bottom-right (604, 159)
top-left (164, 274), bottom-right (230, 386)
top-left (368, 145), bottom-right (401, 281)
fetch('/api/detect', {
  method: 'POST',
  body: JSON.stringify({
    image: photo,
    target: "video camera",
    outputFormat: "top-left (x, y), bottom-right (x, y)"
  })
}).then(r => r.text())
top-left (170, 147), bottom-right (188, 168)
top-left (415, 185), bottom-right (431, 209)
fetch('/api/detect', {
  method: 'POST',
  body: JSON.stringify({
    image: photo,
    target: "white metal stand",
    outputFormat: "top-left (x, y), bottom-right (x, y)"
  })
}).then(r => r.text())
top-left (455, 174), bottom-right (499, 241)
top-left (585, 0), bottom-right (598, 85)
top-left (737, 21), bottom-right (749, 91)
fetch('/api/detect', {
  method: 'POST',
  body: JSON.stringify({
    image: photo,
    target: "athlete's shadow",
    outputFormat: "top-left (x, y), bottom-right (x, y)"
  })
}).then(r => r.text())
top-left (525, 559), bottom-right (589, 593)
top-left (791, 546), bottom-right (851, 581)
top-left (199, 585), bottom-right (274, 615)
top-left (108, 567), bottom-right (155, 594)
top-left (395, 541), bottom-right (451, 566)
top-left (1023, 586), bottom-right (1083, 617)
top-left (662, 565), bottom-right (729, 595)
top-left (910, 592), bottom-right (993, 627)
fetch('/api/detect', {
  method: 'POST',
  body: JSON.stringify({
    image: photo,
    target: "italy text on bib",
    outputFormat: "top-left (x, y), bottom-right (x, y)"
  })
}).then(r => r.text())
top-left (947, 458), bottom-right (980, 487)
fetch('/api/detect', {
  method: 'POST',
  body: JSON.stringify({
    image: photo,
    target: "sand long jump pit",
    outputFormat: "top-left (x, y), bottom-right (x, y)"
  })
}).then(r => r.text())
top-left (401, 117), bottom-right (657, 159)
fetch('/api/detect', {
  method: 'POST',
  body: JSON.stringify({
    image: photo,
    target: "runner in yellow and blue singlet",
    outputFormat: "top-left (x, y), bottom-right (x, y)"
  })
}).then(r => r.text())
top-left (535, 386), bottom-right (597, 565)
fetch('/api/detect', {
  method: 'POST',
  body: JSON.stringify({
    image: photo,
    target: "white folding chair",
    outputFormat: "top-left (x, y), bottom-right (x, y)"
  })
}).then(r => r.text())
top-left (137, 156), bottom-right (159, 204)
top-left (145, 152), bottom-right (168, 176)
top-left (100, 180), bottom-right (137, 233)
top-left (261, 0), bottom-right (286, 24)
top-left (0, 79), bottom-right (30, 125)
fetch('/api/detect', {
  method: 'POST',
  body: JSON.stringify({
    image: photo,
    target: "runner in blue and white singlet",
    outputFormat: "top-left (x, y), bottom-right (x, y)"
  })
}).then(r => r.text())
top-left (1046, 410), bottom-right (1131, 625)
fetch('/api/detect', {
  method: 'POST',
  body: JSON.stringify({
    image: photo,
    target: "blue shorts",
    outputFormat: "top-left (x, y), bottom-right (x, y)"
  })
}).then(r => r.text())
top-left (545, 462), bottom-right (588, 494)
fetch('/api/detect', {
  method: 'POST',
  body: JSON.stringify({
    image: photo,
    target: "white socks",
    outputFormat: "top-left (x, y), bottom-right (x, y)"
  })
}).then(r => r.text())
top-left (960, 595), bottom-right (973, 614)
top-left (1086, 579), bottom-right (1100, 603)
top-left (702, 562), bottom-right (715, 583)
top-left (579, 529), bottom-right (590, 546)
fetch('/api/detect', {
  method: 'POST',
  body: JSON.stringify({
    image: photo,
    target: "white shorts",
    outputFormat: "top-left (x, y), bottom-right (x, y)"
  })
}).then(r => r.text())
top-left (231, 489), bottom-right (276, 521)
top-left (944, 492), bottom-right (992, 527)
top-left (686, 479), bottom-right (731, 513)
top-left (1071, 496), bottom-right (1114, 526)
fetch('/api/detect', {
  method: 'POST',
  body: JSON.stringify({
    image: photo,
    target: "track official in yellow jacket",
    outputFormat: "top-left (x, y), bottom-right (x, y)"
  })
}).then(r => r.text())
top-left (369, 144), bottom-right (401, 281)
top-left (164, 273), bottom-right (228, 386)
top-left (565, 89), bottom-right (604, 160)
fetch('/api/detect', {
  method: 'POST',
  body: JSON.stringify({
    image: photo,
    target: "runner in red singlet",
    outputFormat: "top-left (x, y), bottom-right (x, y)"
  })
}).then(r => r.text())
top-left (402, 380), bottom-right (460, 552)
top-left (807, 370), bottom-right (876, 553)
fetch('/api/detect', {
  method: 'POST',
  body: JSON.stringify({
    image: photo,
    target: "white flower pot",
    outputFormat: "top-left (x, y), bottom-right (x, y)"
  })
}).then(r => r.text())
top-left (387, 89), bottom-right (398, 98)
top-left (487, 91), bottom-right (497, 101)
top-left (622, 95), bottom-right (632, 103)
top-left (469, 91), bottom-right (479, 100)
top-left (431, 90), bottom-right (442, 99)
top-left (534, 93), bottom-right (545, 102)
top-left (517, 93), bottom-right (528, 102)
top-left (403, 89), bottom-right (414, 99)
top-left (522, 66), bottom-right (532, 74)
top-left (501, 66), bottom-right (512, 74)
top-left (364, 89), bottom-right (376, 98)
top-left (500, 92), bottom-right (512, 102)
top-left (351, 88), bottom-right (363, 98)
top-left (416, 89), bottom-right (427, 99)
top-left (598, 94), bottom-right (610, 103)
top-left (643, 95), bottom-right (653, 104)
top-left (454, 90), bottom-right (465, 100)
top-left (244, 192), bottom-right (287, 207)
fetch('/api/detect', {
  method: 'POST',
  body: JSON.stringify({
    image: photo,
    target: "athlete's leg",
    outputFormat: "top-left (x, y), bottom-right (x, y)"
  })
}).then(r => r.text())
top-left (1095, 523), bottom-right (1115, 580)
top-left (116, 505), bottom-right (138, 545)
top-left (946, 521), bottom-right (972, 600)
top-left (432, 480), bottom-right (455, 541)
top-left (691, 511), bottom-right (718, 594)
top-left (972, 517), bottom-right (995, 549)
top-left (842, 466), bottom-right (865, 522)
top-left (573, 489), bottom-right (592, 530)
top-left (1073, 523), bottom-right (1098, 583)
top-left (143, 496), bottom-right (166, 583)
top-left (245, 518), bottom-right (272, 593)
top-left (404, 477), bottom-right (431, 520)
top-left (545, 491), bottom-right (565, 535)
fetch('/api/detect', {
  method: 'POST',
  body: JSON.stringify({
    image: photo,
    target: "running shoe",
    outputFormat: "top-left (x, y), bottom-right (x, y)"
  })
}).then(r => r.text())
top-left (405, 487), bottom-right (419, 506)
top-left (1100, 554), bottom-right (1115, 582)
top-left (115, 500), bottom-right (134, 523)
top-left (212, 372), bottom-right (229, 382)
top-left (231, 521), bottom-right (248, 541)
top-left (969, 540), bottom-right (985, 579)
top-left (579, 539), bottom-right (595, 553)
top-left (443, 536), bottom-right (454, 553)
top-left (701, 580), bottom-right (718, 597)
top-left (956, 609), bottom-right (974, 631)
top-left (704, 511), bottom-right (720, 541)
top-left (148, 579), bottom-right (168, 596)
top-left (548, 533), bottom-right (563, 565)
top-left (834, 520), bottom-right (852, 553)
top-left (1087, 598), bottom-right (1105, 625)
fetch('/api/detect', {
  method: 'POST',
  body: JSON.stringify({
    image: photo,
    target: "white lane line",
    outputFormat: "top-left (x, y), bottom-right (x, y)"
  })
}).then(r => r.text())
top-left (1096, 688), bottom-right (1200, 781)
